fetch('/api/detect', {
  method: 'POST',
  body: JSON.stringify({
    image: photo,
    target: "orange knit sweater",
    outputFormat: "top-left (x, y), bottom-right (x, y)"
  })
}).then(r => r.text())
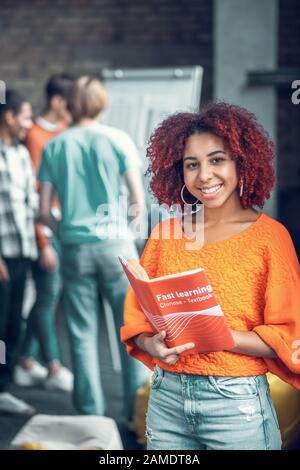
top-left (121, 213), bottom-right (300, 388)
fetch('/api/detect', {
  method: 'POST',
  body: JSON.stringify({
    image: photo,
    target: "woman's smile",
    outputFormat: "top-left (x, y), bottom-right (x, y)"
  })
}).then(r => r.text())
top-left (197, 183), bottom-right (224, 199)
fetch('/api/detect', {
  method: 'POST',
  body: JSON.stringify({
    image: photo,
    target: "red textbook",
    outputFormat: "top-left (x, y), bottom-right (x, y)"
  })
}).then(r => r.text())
top-left (119, 256), bottom-right (234, 355)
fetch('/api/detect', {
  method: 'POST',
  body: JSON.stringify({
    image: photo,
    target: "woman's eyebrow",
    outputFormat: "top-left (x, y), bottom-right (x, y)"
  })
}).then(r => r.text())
top-left (207, 150), bottom-right (226, 157)
top-left (183, 150), bottom-right (226, 161)
top-left (183, 156), bottom-right (197, 161)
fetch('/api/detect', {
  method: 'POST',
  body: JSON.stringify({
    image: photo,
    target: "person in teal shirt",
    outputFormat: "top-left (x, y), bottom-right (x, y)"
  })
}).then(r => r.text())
top-left (39, 76), bottom-right (149, 423)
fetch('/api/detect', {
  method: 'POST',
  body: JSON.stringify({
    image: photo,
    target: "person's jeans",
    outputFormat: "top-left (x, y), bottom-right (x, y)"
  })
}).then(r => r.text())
top-left (61, 240), bottom-right (149, 419)
top-left (146, 366), bottom-right (282, 450)
top-left (22, 237), bottom-right (62, 364)
top-left (0, 257), bottom-right (31, 392)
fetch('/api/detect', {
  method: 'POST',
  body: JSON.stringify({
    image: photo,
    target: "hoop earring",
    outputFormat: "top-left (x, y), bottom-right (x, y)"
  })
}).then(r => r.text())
top-left (239, 181), bottom-right (244, 197)
top-left (180, 184), bottom-right (199, 205)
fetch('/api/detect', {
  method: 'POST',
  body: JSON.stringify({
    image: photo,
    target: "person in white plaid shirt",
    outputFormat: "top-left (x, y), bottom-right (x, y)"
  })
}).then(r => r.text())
top-left (0, 89), bottom-right (37, 415)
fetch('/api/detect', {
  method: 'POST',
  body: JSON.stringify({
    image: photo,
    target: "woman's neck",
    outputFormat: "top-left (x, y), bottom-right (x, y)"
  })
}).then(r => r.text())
top-left (41, 109), bottom-right (60, 125)
top-left (193, 194), bottom-right (247, 225)
top-left (75, 118), bottom-right (98, 127)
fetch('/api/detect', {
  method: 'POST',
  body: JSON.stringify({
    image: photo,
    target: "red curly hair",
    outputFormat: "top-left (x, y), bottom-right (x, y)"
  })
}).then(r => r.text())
top-left (146, 102), bottom-right (275, 209)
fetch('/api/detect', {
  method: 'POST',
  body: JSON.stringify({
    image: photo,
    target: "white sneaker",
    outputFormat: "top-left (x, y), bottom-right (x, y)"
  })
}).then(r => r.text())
top-left (0, 393), bottom-right (36, 415)
top-left (14, 361), bottom-right (48, 387)
top-left (44, 367), bottom-right (73, 392)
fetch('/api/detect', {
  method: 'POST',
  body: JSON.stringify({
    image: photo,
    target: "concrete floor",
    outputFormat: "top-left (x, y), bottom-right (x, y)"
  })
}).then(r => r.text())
top-left (0, 383), bottom-right (143, 450)
top-left (0, 297), bottom-right (145, 450)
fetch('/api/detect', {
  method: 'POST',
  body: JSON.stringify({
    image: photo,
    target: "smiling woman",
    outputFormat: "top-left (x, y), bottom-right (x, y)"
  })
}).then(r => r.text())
top-left (121, 101), bottom-right (300, 451)
top-left (147, 102), bottom-right (275, 212)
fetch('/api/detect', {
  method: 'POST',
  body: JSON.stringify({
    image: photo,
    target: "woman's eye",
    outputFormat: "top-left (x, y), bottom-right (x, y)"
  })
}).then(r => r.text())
top-left (186, 162), bottom-right (198, 169)
top-left (211, 157), bottom-right (225, 164)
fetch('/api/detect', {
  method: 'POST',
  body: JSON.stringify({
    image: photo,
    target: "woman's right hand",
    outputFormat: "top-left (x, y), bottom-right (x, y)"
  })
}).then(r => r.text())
top-left (136, 331), bottom-right (195, 365)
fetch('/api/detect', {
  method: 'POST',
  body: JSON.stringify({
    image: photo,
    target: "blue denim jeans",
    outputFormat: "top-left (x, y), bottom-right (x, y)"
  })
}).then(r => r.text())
top-left (61, 240), bottom-right (149, 419)
top-left (0, 257), bottom-right (31, 391)
top-left (146, 366), bottom-right (282, 450)
top-left (22, 237), bottom-right (62, 363)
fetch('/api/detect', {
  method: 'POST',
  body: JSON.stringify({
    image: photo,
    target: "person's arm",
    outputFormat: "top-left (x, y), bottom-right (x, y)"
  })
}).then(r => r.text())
top-left (38, 143), bottom-right (60, 234)
top-left (114, 130), bottom-right (146, 235)
top-left (121, 224), bottom-right (161, 369)
top-left (231, 224), bottom-right (300, 386)
top-left (39, 182), bottom-right (58, 234)
top-left (228, 329), bottom-right (277, 358)
top-left (35, 223), bottom-right (50, 250)
top-left (251, 226), bottom-right (300, 385)
top-left (24, 148), bottom-right (39, 217)
top-left (123, 168), bottom-right (146, 234)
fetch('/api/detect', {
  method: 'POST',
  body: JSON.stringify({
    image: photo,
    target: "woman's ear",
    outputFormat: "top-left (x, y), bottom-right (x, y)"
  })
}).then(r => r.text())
top-left (3, 110), bottom-right (15, 127)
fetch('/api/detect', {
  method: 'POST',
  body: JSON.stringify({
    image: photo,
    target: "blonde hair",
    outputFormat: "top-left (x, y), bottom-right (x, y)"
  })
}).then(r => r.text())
top-left (68, 76), bottom-right (108, 122)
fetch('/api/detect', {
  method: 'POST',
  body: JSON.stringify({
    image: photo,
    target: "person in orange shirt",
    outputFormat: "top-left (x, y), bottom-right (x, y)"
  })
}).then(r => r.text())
top-left (15, 74), bottom-right (74, 391)
top-left (121, 102), bottom-right (300, 450)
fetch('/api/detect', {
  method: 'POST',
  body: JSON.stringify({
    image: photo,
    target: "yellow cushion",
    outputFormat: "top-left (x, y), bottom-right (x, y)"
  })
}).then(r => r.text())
top-left (19, 442), bottom-right (49, 450)
top-left (268, 373), bottom-right (300, 447)
top-left (133, 381), bottom-right (150, 446)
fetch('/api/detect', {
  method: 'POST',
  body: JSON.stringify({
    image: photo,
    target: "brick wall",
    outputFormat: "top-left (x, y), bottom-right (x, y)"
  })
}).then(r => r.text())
top-left (0, 0), bottom-right (213, 111)
top-left (278, 0), bottom-right (300, 252)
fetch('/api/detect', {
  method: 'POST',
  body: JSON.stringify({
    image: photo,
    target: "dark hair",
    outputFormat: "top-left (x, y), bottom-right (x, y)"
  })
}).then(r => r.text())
top-left (147, 101), bottom-right (275, 210)
top-left (46, 73), bottom-right (74, 101)
top-left (0, 89), bottom-right (26, 121)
